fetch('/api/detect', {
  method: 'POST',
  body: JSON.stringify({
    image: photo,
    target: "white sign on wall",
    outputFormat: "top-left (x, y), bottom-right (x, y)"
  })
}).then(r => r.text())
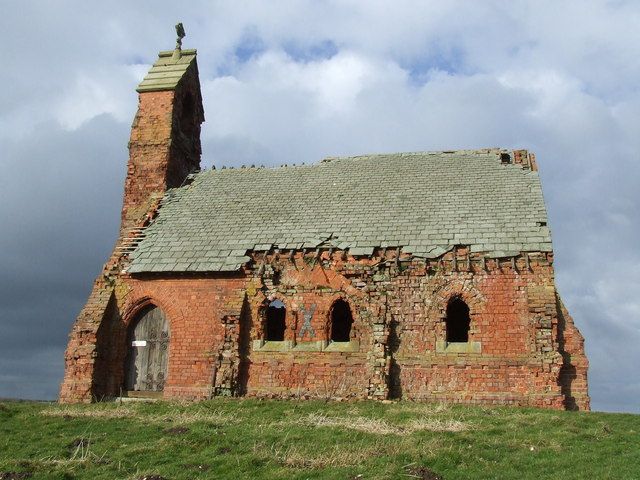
top-left (132, 340), bottom-right (147, 347)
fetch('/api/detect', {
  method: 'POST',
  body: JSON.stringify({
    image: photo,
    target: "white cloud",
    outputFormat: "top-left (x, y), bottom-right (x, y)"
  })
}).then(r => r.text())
top-left (54, 67), bottom-right (142, 129)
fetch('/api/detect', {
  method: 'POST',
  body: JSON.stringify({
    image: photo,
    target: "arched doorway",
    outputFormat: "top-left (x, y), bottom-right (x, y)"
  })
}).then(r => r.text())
top-left (125, 305), bottom-right (170, 393)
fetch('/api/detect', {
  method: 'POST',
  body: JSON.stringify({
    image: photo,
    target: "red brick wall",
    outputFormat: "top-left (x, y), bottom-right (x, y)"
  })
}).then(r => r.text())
top-left (246, 355), bottom-right (371, 399)
top-left (558, 300), bottom-right (590, 410)
top-left (122, 276), bottom-right (247, 400)
top-left (60, 279), bottom-right (115, 403)
top-left (384, 251), bottom-right (587, 409)
top-left (121, 90), bottom-right (176, 232)
top-left (389, 256), bottom-right (556, 406)
top-left (62, 248), bottom-right (589, 410)
top-left (240, 269), bottom-right (376, 398)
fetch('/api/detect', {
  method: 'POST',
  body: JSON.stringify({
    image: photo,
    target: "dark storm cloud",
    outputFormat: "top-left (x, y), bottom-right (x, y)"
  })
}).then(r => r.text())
top-left (1, 0), bottom-right (638, 411)
top-left (0, 115), bottom-right (127, 399)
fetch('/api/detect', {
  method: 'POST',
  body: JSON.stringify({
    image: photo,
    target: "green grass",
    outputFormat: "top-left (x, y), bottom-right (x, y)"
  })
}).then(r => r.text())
top-left (0, 398), bottom-right (638, 479)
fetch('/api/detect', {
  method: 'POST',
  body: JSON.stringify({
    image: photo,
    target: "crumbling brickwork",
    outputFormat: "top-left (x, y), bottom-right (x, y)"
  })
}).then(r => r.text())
top-left (60, 44), bottom-right (589, 410)
top-left (63, 247), bottom-right (589, 409)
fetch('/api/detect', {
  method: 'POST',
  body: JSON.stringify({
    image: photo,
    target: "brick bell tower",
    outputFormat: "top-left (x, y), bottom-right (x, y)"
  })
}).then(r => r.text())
top-left (59, 25), bottom-right (204, 403)
top-left (120, 22), bottom-right (205, 234)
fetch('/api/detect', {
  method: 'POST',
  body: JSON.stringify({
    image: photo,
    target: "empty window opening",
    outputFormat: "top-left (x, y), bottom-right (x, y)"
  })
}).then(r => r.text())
top-left (500, 152), bottom-right (511, 164)
top-left (180, 92), bottom-right (196, 138)
top-left (330, 299), bottom-right (353, 342)
top-left (265, 299), bottom-right (286, 341)
top-left (446, 297), bottom-right (470, 342)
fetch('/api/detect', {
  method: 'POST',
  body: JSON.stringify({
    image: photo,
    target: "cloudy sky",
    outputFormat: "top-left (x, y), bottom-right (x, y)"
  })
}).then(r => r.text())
top-left (1, 0), bottom-right (638, 412)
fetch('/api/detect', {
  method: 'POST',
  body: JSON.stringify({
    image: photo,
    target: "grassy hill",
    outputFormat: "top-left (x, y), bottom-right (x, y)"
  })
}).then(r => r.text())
top-left (0, 398), bottom-right (638, 480)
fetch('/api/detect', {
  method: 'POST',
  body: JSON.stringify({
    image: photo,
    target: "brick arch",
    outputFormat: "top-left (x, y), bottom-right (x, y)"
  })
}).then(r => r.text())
top-left (428, 280), bottom-right (486, 318)
top-left (121, 295), bottom-right (178, 330)
top-left (324, 292), bottom-right (352, 318)
top-left (425, 280), bottom-right (486, 342)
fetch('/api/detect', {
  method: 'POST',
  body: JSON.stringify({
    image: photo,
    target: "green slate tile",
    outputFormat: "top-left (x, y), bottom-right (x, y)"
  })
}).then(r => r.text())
top-left (128, 150), bottom-right (553, 273)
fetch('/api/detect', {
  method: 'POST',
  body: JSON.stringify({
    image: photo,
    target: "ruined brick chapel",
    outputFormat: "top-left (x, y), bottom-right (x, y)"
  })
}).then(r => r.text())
top-left (60, 32), bottom-right (589, 410)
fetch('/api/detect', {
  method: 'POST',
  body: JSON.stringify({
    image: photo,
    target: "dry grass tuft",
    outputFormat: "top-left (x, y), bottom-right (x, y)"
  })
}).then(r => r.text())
top-left (41, 405), bottom-right (234, 425)
top-left (391, 402), bottom-right (452, 415)
top-left (153, 409), bottom-right (233, 425)
top-left (254, 440), bottom-right (405, 468)
top-left (406, 417), bottom-right (468, 433)
top-left (294, 412), bottom-right (469, 435)
top-left (38, 434), bottom-right (107, 467)
top-left (41, 405), bottom-right (136, 419)
top-left (299, 413), bottom-right (400, 435)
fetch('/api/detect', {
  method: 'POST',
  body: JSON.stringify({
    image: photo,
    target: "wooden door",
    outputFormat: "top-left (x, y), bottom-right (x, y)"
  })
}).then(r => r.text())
top-left (125, 306), bottom-right (170, 392)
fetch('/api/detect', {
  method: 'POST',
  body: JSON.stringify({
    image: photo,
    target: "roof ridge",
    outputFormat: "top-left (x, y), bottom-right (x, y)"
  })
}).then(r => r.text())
top-left (321, 148), bottom-right (505, 163)
top-left (206, 148), bottom-right (512, 171)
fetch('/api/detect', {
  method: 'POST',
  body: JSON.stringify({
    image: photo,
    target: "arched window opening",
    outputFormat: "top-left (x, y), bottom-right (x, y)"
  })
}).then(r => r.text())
top-left (446, 296), bottom-right (470, 343)
top-left (330, 299), bottom-right (353, 342)
top-left (265, 299), bottom-right (286, 341)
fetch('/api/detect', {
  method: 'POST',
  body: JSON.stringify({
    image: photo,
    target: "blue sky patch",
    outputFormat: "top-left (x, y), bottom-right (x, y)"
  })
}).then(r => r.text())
top-left (402, 45), bottom-right (467, 86)
top-left (234, 28), bottom-right (267, 62)
top-left (283, 39), bottom-right (339, 63)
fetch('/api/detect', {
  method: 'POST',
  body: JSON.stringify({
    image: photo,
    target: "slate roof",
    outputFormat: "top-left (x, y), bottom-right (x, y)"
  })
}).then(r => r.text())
top-left (126, 149), bottom-right (552, 273)
top-left (137, 49), bottom-right (197, 92)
